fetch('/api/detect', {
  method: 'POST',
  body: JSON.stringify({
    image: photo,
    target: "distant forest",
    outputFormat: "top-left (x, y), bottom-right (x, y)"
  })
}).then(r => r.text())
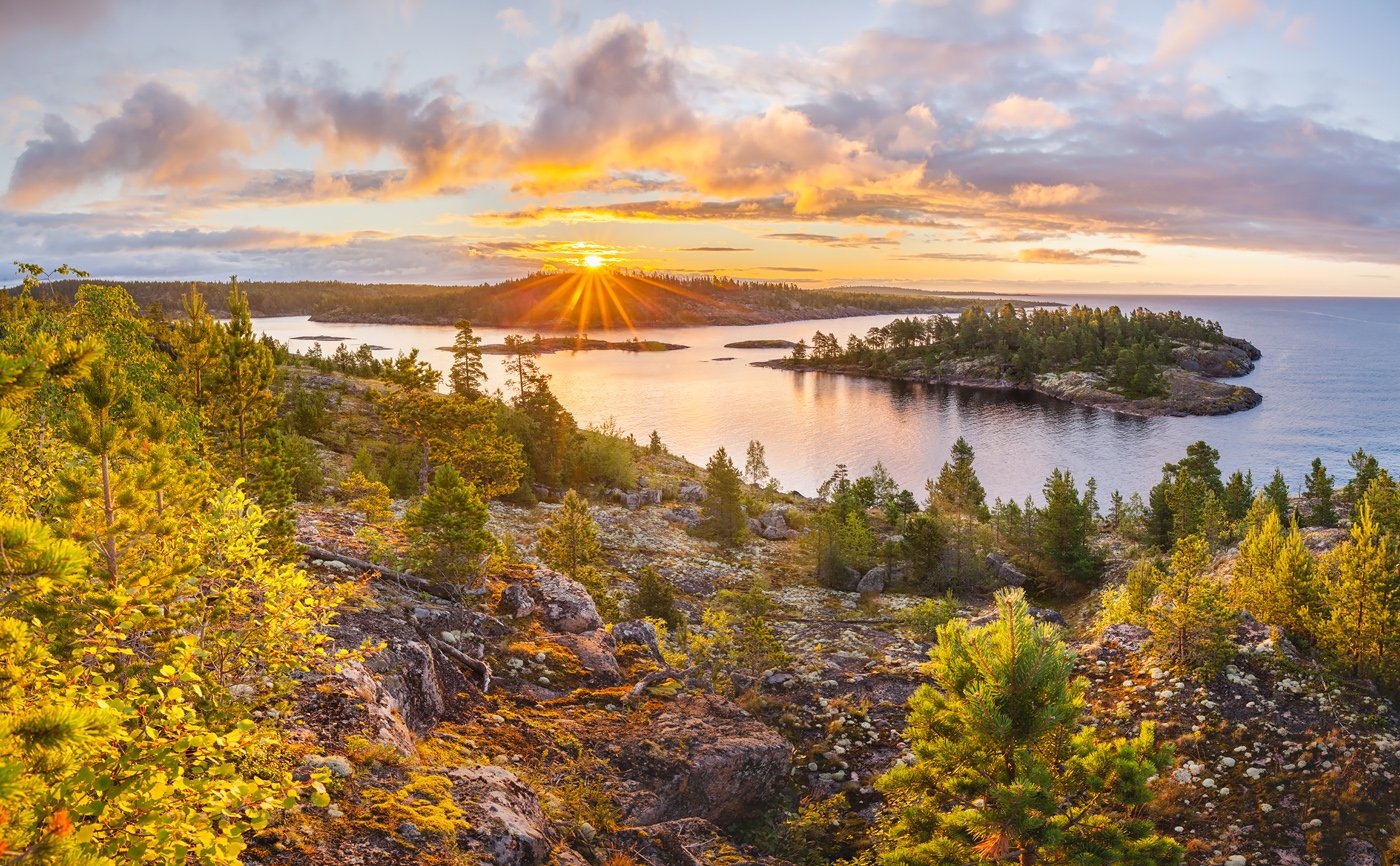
top-left (22, 271), bottom-right (1007, 328)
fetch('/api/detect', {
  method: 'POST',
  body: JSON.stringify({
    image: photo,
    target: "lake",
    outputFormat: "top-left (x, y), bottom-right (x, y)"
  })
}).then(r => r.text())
top-left (253, 295), bottom-right (1400, 504)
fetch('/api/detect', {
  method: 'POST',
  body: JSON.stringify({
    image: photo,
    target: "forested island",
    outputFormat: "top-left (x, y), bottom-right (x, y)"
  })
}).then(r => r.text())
top-left (4, 270), bottom-right (1398, 866)
top-left (29, 271), bottom-right (1042, 330)
top-left (757, 303), bottom-right (1264, 417)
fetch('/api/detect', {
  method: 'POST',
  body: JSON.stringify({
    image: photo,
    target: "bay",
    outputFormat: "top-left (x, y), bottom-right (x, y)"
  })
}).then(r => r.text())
top-left (253, 294), bottom-right (1400, 503)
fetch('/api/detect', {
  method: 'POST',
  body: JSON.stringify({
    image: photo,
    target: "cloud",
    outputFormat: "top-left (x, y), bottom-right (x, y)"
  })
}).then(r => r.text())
top-left (981, 95), bottom-right (1074, 132)
top-left (264, 73), bottom-right (506, 196)
top-left (674, 246), bottom-right (752, 252)
top-left (762, 230), bottom-right (906, 248)
top-left (755, 266), bottom-right (820, 272)
top-left (496, 7), bottom-right (535, 37)
top-left (899, 251), bottom-right (1009, 261)
top-left (1010, 182), bottom-right (1101, 208)
top-left (1281, 15), bottom-right (1313, 46)
top-left (6, 83), bottom-right (248, 206)
top-left (0, 0), bottom-right (115, 43)
top-left (1017, 247), bottom-right (1143, 264)
top-left (1154, 0), bottom-right (1262, 64)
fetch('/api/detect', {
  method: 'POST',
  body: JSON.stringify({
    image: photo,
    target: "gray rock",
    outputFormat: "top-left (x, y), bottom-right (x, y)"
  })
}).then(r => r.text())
top-left (528, 568), bottom-right (604, 634)
top-left (1343, 839), bottom-right (1382, 866)
top-left (641, 488), bottom-right (663, 506)
top-left (497, 583), bottom-right (535, 619)
top-left (663, 506), bottom-right (701, 527)
top-left (613, 695), bottom-right (792, 827)
top-left (856, 566), bottom-right (886, 593)
top-left (305, 754), bottom-right (355, 778)
top-left (554, 629), bottom-right (621, 685)
top-left (677, 481), bottom-right (706, 502)
top-left (986, 552), bottom-right (1028, 587)
top-left (1102, 623), bottom-right (1151, 652)
top-left (228, 683), bottom-right (256, 701)
top-left (613, 619), bottom-right (664, 663)
top-left (450, 765), bottom-right (553, 866)
top-left (337, 661), bottom-right (418, 757)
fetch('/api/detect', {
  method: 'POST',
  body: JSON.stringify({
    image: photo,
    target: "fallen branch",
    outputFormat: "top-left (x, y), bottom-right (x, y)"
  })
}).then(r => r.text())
top-left (427, 635), bottom-right (493, 695)
top-left (305, 546), bottom-right (486, 599)
top-left (624, 666), bottom-right (694, 704)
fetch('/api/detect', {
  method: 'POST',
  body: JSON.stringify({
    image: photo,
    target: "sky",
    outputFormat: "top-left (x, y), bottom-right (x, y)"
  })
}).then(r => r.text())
top-left (2, 0), bottom-right (1398, 295)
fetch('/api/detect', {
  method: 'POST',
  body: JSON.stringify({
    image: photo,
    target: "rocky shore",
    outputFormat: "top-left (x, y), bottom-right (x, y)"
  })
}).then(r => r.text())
top-left (754, 337), bottom-right (1264, 418)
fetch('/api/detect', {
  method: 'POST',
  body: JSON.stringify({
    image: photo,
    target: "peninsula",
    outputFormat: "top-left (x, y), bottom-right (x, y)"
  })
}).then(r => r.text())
top-left (755, 303), bottom-right (1263, 418)
top-left (40, 272), bottom-right (1049, 330)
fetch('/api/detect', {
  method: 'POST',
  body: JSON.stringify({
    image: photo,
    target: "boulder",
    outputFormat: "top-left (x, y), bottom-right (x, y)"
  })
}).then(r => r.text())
top-left (641, 488), bottom-right (663, 506)
top-left (1102, 623), bottom-right (1151, 652)
top-left (1343, 839), bottom-right (1382, 866)
top-left (610, 818), bottom-right (756, 866)
top-left (609, 695), bottom-right (792, 826)
top-left (613, 619), bottom-right (664, 663)
top-left (337, 661), bottom-right (418, 757)
top-left (497, 584), bottom-right (535, 619)
top-left (985, 552), bottom-right (1028, 587)
top-left (528, 568), bottom-right (604, 634)
top-left (856, 566), bottom-right (886, 593)
top-left (663, 506), bottom-right (701, 527)
top-left (970, 605), bottom-right (1066, 630)
top-left (450, 765), bottom-right (555, 866)
top-left (677, 481), bottom-right (706, 502)
top-left (553, 629), bottom-right (621, 685)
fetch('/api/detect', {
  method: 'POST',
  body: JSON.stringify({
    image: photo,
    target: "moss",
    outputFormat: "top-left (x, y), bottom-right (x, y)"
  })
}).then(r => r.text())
top-left (361, 772), bottom-right (467, 842)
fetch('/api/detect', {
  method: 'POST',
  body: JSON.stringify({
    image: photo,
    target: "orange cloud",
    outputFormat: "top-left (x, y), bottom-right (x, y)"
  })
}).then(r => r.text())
top-left (981, 95), bottom-right (1074, 132)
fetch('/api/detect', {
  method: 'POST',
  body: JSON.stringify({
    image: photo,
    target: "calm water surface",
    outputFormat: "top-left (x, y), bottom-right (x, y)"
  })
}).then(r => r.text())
top-left (254, 295), bottom-right (1400, 503)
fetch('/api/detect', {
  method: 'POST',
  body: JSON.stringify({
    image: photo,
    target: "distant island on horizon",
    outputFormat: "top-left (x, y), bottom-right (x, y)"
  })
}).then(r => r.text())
top-left (30, 271), bottom-right (1056, 330)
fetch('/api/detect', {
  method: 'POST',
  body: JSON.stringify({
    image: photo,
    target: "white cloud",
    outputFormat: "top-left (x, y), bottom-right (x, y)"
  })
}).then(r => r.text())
top-left (496, 7), bottom-right (535, 38)
top-left (1155, 0), bottom-right (1262, 64)
top-left (981, 94), bottom-right (1074, 131)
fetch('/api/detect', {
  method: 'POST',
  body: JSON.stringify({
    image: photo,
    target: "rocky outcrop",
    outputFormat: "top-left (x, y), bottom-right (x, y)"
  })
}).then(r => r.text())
top-left (676, 481), bottom-right (706, 503)
top-left (985, 552), bottom-right (1027, 587)
top-left (613, 619), bottom-right (665, 663)
top-left (606, 695), bottom-right (793, 826)
top-left (449, 765), bottom-right (556, 866)
top-left (527, 568), bottom-right (604, 634)
top-left (1173, 338), bottom-right (1258, 377)
top-left (609, 487), bottom-right (663, 509)
top-left (856, 566), bottom-right (886, 593)
top-left (748, 507), bottom-right (800, 541)
top-left (1101, 622), bottom-right (1151, 652)
top-left (553, 629), bottom-right (621, 685)
top-left (497, 583), bottom-right (535, 619)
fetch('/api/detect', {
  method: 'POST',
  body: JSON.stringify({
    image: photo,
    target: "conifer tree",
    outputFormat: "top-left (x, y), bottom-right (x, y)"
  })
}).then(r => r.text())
top-left (1262, 468), bottom-right (1290, 525)
top-left (630, 565), bottom-right (681, 628)
top-left (403, 465), bottom-right (496, 592)
top-left (702, 446), bottom-right (748, 546)
top-left (448, 319), bottom-right (487, 398)
top-left (208, 278), bottom-right (278, 475)
top-left (1036, 468), bottom-right (1098, 583)
top-left (1231, 501), bottom-right (1318, 642)
top-left (537, 489), bottom-right (604, 580)
top-left (1304, 457), bottom-right (1337, 528)
top-left (1320, 502), bottom-right (1399, 682)
top-left (1342, 448), bottom-right (1381, 509)
top-left (1148, 534), bottom-right (1234, 673)
top-left (933, 436), bottom-right (989, 519)
top-left (877, 588), bottom-right (1181, 866)
top-left (173, 283), bottom-right (220, 407)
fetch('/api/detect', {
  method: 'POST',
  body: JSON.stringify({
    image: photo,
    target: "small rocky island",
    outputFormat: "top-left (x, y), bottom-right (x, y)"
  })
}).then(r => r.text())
top-left (755, 304), bottom-right (1263, 418)
top-left (470, 336), bottom-right (687, 354)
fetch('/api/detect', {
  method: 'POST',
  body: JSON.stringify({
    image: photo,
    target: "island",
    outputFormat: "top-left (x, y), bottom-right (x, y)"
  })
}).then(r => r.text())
top-left (458, 336), bottom-right (688, 354)
top-left (754, 303), bottom-right (1263, 417)
top-left (723, 339), bottom-right (798, 349)
top-left (44, 272), bottom-right (1053, 329)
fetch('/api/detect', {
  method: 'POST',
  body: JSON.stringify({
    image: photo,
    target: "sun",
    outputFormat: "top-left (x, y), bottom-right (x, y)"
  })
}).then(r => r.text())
top-left (583, 254), bottom-right (604, 269)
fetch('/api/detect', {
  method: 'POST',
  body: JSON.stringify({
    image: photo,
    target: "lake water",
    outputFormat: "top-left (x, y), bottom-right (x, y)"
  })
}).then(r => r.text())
top-left (253, 295), bottom-right (1400, 504)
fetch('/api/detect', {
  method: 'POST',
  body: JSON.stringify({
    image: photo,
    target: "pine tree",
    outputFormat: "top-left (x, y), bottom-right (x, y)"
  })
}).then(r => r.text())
top-left (448, 319), bottom-right (487, 398)
top-left (537, 489), bottom-right (604, 581)
top-left (1036, 468), bottom-right (1098, 584)
top-left (173, 283), bottom-right (220, 408)
top-left (403, 465), bottom-right (496, 592)
top-left (1148, 534), bottom-right (1234, 673)
top-left (1320, 502), bottom-right (1400, 682)
top-left (1231, 501), bottom-right (1318, 642)
top-left (701, 447), bottom-right (748, 546)
top-left (1262, 468), bottom-right (1290, 525)
top-left (630, 565), bottom-right (681, 628)
top-left (876, 588), bottom-right (1182, 866)
top-left (1342, 448), bottom-right (1381, 509)
top-left (1221, 469), bottom-right (1254, 523)
top-left (1304, 457), bottom-right (1337, 528)
top-left (208, 278), bottom-right (278, 475)
top-left (933, 436), bottom-right (988, 519)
